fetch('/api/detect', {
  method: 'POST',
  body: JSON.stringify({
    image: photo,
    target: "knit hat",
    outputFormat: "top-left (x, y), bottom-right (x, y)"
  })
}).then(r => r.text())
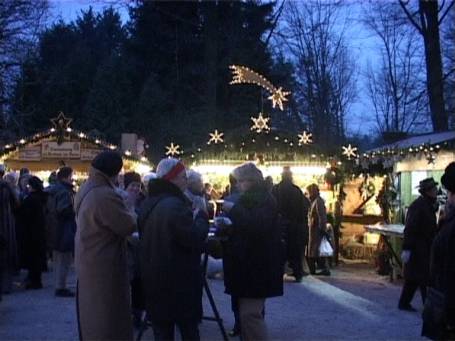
top-left (92, 151), bottom-right (123, 177)
top-left (156, 158), bottom-right (186, 181)
top-left (124, 171), bottom-right (142, 189)
top-left (441, 162), bottom-right (455, 193)
top-left (232, 162), bottom-right (263, 183)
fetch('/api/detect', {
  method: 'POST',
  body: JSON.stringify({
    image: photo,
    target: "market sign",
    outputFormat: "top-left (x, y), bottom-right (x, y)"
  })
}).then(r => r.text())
top-left (16, 146), bottom-right (41, 161)
top-left (81, 148), bottom-right (101, 161)
top-left (42, 141), bottom-right (81, 159)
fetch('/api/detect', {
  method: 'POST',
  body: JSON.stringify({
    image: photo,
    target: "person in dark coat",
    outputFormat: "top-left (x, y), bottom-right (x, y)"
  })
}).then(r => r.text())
top-left (272, 166), bottom-right (310, 282)
top-left (222, 163), bottom-right (285, 341)
top-left (139, 158), bottom-right (209, 341)
top-left (0, 165), bottom-right (19, 298)
top-left (422, 163), bottom-right (455, 340)
top-left (21, 176), bottom-right (47, 289)
top-left (47, 166), bottom-right (77, 297)
top-left (399, 177), bottom-right (438, 311)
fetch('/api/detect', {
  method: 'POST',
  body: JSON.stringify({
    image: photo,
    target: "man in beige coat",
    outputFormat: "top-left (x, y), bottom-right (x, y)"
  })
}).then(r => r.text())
top-left (75, 151), bottom-right (137, 341)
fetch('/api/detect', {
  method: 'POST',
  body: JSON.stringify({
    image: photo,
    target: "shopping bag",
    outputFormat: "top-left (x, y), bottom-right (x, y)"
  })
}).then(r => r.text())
top-left (319, 236), bottom-right (334, 257)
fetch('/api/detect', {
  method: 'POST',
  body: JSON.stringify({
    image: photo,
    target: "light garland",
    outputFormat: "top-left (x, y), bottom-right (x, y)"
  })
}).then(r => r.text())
top-left (165, 142), bottom-right (181, 156)
top-left (208, 130), bottom-right (224, 145)
top-left (230, 65), bottom-right (291, 111)
top-left (298, 131), bottom-right (313, 145)
top-left (342, 144), bottom-right (358, 160)
top-left (250, 113), bottom-right (271, 133)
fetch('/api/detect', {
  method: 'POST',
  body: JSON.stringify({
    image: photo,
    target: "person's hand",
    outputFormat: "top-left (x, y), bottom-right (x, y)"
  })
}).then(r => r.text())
top-left (222, 201), bottom-right (234, 212)
top-left (401, 250), bottom-right (411, 263)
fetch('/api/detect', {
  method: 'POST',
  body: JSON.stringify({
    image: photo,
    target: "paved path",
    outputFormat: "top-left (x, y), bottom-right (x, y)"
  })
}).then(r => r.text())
top-left (0, 263), bottom-right (425, 340)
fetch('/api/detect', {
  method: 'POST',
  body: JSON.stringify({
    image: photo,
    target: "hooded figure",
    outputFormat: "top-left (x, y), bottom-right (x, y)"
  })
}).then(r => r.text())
top-left (75, 151), bottom-right (137, 341)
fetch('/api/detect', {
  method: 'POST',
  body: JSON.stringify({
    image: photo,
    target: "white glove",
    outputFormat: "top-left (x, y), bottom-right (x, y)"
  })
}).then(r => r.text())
top-left (401, 250), bottom-right (411, 263)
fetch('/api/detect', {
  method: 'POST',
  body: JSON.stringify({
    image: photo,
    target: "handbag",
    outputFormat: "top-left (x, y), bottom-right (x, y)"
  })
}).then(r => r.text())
top-left (422, 287), bottom-right (446, 340)
top-left (319, 236), bottom-right (334, 257)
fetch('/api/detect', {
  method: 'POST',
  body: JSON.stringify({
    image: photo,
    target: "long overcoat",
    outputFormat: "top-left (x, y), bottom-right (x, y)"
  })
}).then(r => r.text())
top-left (223, 185), bottom-right (285, 298)
top-left (75, 167), bottom-right (136, 341)
top-left (139, 179), bottom-right (209, 324)
top-left (272, 181), bottom-right (310, 261)
top-left (426, 207), bottom-right (455, 338)
top-left (307, 196), bottom-right (327, 258)
top-left (21, 191), bottom-right (47, 272)
top-left (402, 195), bottom-right (437, 283)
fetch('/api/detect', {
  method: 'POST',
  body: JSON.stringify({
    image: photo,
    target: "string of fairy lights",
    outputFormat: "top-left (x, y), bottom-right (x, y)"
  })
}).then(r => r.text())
top-left (163, 65), bottom-right (360, 164)
top-left (0, 112), bottom-right (150, 165)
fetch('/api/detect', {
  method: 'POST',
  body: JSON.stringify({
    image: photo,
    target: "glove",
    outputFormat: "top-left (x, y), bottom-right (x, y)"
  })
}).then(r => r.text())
top-left (401, 250), bottom-right (411, 263)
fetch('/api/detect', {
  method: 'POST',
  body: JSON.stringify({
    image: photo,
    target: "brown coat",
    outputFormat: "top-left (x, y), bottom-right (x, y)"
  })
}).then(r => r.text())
top-left (307, 196), bottom-right (327, 258)
top-left (75, 167), bottom-right (136, 341)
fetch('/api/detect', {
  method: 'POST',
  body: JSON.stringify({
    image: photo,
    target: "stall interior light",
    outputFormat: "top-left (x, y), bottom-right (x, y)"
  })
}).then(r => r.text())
top-left (192, 164), bottom-right (327, 176)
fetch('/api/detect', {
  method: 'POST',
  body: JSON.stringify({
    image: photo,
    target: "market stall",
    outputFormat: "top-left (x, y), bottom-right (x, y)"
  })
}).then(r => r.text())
top-left (0, 113), bottom-right (151, 183)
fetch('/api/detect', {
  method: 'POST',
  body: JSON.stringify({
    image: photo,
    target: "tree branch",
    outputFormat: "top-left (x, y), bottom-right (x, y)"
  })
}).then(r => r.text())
top-left (439, 0), bottom-right (455, 25)
top-left (398, 0), bottom-right (423, 34)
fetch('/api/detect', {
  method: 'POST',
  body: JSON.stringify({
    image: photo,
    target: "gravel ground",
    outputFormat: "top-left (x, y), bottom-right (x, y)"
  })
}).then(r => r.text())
top-left (0, 262), bottom-right (426, 341)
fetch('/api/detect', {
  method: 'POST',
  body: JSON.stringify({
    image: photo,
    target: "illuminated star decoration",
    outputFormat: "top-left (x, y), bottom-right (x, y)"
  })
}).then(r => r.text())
top-left (50, 112), bottom-right (73, 144)
top-left (342, 144), bottom-right (358, 160)
top-left (208, 130), bottom-right (224, 145)
top-left (268, 87), bottom-right (291, 111)
top-left (298, 131), bottom-right (313, 145)
top-left (426, 153), bottom-right (436, 165)
top-left (50, 112), bottom-right (72, 130)
top-left (165, 142), bottom-right (181, 156)
top-left (230, 65), bottom-right (291, 111)
top-left (250, 113), bottom-right (271, 133)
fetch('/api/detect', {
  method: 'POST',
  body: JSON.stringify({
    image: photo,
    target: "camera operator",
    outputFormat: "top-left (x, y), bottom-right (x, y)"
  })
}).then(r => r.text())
top-left (139, 158), bottom-right (209, 341)
top-left (220, 162), bottom-right (284, 341)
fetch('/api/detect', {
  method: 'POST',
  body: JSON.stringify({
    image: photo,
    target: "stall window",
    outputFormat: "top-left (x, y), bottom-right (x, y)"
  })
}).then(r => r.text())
top-left (411, 170), bottom-right (427, 196)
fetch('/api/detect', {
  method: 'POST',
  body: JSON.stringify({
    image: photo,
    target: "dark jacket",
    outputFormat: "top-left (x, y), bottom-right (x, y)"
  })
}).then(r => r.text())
top-left (224, 184), bottom-right (285, 298)
top-left (46, 181), bottom-right (76, 252)
top-left (402, 195), bottom-right (438, 283)
top-left (272, 181), bottom-right (310, 251)
top-left (429, 206), bottom-right (455, 330)
top-left (21, 191), bottom-right (48, 272)
top-left (139, 179), bottom-right (209, 323)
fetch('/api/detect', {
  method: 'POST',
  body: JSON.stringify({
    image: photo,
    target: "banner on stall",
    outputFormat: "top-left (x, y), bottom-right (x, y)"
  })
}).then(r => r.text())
top-left (17, 146), bottom-right (42, 161)
top-left (42, 142), bottom-right (81, 159)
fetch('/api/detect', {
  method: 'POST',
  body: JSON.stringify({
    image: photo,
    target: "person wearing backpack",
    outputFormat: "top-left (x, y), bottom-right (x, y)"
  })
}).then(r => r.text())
top-left (47, 166), bottom-right (76, 297)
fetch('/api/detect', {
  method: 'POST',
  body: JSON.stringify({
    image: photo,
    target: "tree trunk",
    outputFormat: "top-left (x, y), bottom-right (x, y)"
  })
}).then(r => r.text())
top-left (420, 0), bottom-right (447, 131)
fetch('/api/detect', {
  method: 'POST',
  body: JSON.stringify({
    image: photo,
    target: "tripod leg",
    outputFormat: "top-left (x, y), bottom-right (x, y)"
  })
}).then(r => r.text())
top-left (203, 278), bottom-right (229, 341)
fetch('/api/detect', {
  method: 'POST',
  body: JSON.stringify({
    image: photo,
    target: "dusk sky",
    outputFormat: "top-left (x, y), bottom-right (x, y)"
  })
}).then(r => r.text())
top-left (49, 0), bottom-right (390, 137)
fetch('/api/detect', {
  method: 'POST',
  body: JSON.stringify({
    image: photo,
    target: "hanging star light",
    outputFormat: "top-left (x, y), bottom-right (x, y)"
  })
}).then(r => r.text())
top-left (298, 131), bottom-right (313, 145)
top-left (208, 130), bottom-right (224, 145)
top-left (230, 65), bottom-right (291, 111)
top-left (51, 112), bottom-right (72, 130)
top-left (165, 142), bottom-right (181, 156)
top-left (342, 144), bottom-right (358, 160)
top-left (268, 87), bottom-right (291, 111)
top-left (250, 113), bottom-right (271, 133)
top-left (426, 153), bottom-right (436, 165)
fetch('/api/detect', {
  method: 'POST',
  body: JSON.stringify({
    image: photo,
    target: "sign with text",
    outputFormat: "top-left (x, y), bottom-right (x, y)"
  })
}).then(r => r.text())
top-left (42, 142), bottom-right (81, 159)
top-left (81, 148), bottom-right (101, 161)
top-left (16, 146), bottom-right (41, 161)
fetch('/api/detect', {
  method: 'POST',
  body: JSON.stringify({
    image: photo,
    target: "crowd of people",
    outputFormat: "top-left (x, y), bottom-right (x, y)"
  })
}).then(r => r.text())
top-left (1, 152), bottom-right (454, 340)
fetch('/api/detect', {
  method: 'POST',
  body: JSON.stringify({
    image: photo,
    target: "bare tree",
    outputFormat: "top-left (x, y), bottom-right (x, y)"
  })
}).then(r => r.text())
top-left (441, 5), bottom-right (455, 127)
top-left (363, 2), bottom-right (428, 135)
top-left (0, 0), bottom-right (48, 132)
top-left (280, 0), bottom-right (356, 148)
top-left (399, 0), bottom-right (455, 132)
